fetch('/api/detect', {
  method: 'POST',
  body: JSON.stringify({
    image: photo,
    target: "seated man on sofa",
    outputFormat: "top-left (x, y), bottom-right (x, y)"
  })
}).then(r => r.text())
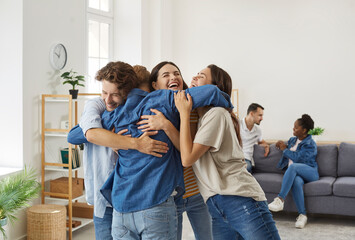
top-left (240, 103), bottom-right (269, 173)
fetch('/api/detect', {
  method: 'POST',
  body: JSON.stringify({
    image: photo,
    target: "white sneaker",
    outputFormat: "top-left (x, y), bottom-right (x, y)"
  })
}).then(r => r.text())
top-left (268, 197), bottom-right (284, 212)
top-left (295, 214), bottom-right (307, 229)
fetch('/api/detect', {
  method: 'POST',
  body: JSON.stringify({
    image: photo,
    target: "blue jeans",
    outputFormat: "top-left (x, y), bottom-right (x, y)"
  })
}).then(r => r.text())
top-left (112, 196), bottom-right (177, 240)
top-left (206, 195), bottom-right (280, 240)
top-left (245, 159), bottom-right (253, 173)
top-left (93, 207), bottom-right (113, 240)
top-left (278, 163), bottom-right (319, 215)
top-left (175, 193), bottom-right (212, 240)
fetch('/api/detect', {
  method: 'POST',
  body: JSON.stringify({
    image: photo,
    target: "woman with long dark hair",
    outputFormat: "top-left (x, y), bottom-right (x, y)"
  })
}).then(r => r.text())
top-left (174, 64), bottom-right (280, 240)
top-left (137, 61), bottom-right (213, 240)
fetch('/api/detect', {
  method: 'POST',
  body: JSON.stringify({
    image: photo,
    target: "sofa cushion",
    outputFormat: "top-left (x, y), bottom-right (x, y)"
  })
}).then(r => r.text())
top-left (304, 177), bottom-right (335, 196)
top-left (316, 144), bottom-right (338, 177)
top-left (253, 144), bottom-right (284, 174)
top-left (253, 173), bottom-right (283, 193)
top-left (338, 142), bottom-right (355, 177)
top-left (333, 177), bottom-right (355, 197)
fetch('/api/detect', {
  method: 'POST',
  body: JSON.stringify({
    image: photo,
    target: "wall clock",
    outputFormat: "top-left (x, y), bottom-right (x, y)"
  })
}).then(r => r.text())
top-left (50, 43), bottom-right (67, 70)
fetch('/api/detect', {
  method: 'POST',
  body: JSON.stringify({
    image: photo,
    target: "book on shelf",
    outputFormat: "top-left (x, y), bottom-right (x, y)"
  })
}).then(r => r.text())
top-left (60, 148), bottom-right (80, 169)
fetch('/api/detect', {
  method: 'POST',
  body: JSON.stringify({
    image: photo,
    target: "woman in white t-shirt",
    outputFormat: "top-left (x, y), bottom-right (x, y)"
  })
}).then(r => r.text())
top-left (174, 64), bottom-right (280, 240)
top-left (268, 114), bottom-right (318, 229)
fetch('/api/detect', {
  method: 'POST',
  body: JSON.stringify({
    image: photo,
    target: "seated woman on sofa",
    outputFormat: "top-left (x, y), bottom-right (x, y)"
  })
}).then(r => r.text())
top-left (268, 114), bottom-right (318, 229)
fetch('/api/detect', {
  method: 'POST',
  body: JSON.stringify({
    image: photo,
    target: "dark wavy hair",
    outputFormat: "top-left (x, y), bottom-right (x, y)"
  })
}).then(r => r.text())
top-left (207, 64), bottom-right (242, 146)
top-left (95, 61), bottom-right (138, 100)
top-left (297, 114), bottom-right (314, 133)
top-left (149, 61), bottom-right (188, 92)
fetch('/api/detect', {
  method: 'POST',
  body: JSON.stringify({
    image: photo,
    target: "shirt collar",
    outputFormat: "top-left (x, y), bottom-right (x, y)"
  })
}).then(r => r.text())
top-left (242, 117), bottom-right (256, 133)
top-left (129, 88), bottom-right (148, 97)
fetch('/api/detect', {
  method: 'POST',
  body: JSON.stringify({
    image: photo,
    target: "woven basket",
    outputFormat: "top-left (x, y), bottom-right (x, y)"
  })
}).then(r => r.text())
top-left (27, 204), bottom-right (66, 240)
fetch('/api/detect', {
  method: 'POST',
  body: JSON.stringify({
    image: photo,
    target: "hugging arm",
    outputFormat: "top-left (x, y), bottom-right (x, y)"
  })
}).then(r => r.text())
top-left (137, 109), bottom-right (181, 150)
top-left (174, 92), bottom-right (210, 167)
top-left (185, 85), bottom-right (233, 110)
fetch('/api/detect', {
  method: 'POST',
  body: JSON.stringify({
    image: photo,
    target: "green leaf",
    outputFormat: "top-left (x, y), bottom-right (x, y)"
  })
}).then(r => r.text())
top-left (308, 127), bottom-right (325, 135)
top-left (61, 70), bottom-right (85, 89)
top-left (0, 167), bottom-right (41, 238)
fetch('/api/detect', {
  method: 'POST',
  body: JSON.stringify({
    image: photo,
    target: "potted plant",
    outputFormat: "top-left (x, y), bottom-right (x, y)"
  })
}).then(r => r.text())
top-left (61, 69), bottom-right (85, 99)
top-left (308, 127), bottom-right (325, 142)
top-left (0, 168), bottom-right (41, 239)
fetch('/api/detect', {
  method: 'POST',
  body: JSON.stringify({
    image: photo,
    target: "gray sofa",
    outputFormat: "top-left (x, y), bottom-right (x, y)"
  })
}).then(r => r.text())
top-left (252, 142), bottom-right (355, 216)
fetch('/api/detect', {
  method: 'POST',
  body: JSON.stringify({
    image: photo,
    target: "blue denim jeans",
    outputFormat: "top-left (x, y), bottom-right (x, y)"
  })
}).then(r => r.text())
top-left (112, 196), bottom-right (177, 240)
top-left (278, 163), bottom-right (319, 214)
top-left (245, 159), bottom-right (253, 173)
top-left (175, 193), bottom-right (212, 240)
top-left (206, 195), bottom-right (280, 240)
top-left (93, 207), bottom-right (113, 240)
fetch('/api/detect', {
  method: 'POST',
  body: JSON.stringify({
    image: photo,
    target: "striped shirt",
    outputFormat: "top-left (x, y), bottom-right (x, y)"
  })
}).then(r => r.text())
top-left (183, 110), bottom-right (200, 199)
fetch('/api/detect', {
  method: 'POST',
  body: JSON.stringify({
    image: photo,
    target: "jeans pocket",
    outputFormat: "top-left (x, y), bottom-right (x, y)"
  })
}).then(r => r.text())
top-left (143, 201), bottom-right (176, 239)
top-left (112, 211), bottom-right (128, 239)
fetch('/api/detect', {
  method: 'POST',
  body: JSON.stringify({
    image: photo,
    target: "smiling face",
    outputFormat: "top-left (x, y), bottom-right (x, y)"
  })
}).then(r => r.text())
top-left (152, 64), bottom-right (184, 90)
top-left (293, 120), bottom-right (307, 139)
top-left (190, 67), bottom-right (213, 87)
top-left (101, 80), bottom-right (124, 112)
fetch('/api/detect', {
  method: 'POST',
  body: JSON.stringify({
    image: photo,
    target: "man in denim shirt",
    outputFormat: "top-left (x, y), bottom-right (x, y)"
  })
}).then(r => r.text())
top-left (70, 84), bottom-right (233, 239)
top-left (68, 62), bottom-right (168, 240)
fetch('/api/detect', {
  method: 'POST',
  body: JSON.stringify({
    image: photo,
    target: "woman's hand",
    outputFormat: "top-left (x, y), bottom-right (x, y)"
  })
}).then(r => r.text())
top-left (174, 91), bottom-right (192, 116)
top-left (137, 109), bottom-right (168, 132)
top-left (276, 140), bottom-right (287, 151)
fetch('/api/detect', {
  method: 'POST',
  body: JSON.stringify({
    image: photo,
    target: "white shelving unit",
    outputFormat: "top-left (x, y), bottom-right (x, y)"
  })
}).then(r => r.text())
top-left (41, 93), bottom-right (99, 240)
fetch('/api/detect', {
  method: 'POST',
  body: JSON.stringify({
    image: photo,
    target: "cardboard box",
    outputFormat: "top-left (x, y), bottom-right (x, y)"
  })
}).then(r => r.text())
top-left (67, 202), bottom-right (94, 219)
top-left (66, 219), bottom-right (81, 228)
top-left (50, 177), bottom-right (84, 199)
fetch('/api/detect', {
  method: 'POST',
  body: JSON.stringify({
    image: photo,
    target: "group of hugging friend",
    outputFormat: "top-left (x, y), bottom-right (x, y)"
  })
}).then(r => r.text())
top-left (68, 60), bottom-right (316, 240)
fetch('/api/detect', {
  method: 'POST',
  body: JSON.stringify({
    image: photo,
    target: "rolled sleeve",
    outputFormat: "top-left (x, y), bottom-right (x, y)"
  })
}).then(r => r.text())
top-left (79, 97), bottom-right (106, 135)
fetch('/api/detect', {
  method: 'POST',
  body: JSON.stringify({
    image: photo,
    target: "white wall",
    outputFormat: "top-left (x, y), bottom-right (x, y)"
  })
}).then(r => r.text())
top-left (0, 0), bottom-right (87, 238)
top-left (0, 0), bottom-right (23, 169)
top-left (168, 0), bottom-right (355, 141)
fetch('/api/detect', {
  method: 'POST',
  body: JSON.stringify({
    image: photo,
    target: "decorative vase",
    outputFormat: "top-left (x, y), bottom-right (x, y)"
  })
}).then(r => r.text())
top-left (312, 135), bottom-right (318, 143)
top-left (0, 217), bottom-right (7, 227)
top-left (69, 89), bottom-right (79, 99)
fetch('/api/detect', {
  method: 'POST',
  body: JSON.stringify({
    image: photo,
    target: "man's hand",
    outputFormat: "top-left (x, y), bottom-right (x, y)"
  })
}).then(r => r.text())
top-left (261, 143), bottom-right (270, 157)
top-left (112, 129), bottom-right (130, 154)
top-left (136, 131), bottom-right (169, 157)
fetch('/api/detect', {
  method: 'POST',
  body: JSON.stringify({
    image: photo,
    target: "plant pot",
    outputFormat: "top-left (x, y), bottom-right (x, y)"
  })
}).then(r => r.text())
top-left (0, 217), bottom-right (7, 227)
top-left (69, 89), bottom-right (79, 99)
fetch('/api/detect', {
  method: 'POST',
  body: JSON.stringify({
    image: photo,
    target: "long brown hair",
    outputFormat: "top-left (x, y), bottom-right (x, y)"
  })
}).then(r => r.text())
top-left (207, 64), bottom-right (242, 146)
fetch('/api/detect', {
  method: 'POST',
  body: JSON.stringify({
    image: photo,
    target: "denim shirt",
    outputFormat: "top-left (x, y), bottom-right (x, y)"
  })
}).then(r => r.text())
top-left (67, 97), bottom-right (116, 218)
top-left (69, 85), bottom-right (233, 213)
top-left (100, 85), bottom-right (233, 213)
top-left (277, 135), bottom-right (318, 170)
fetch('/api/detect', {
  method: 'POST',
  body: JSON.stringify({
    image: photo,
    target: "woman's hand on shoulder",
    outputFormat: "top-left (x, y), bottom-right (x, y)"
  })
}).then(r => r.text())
top-left (174, 90), bottom-right (192, 117)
